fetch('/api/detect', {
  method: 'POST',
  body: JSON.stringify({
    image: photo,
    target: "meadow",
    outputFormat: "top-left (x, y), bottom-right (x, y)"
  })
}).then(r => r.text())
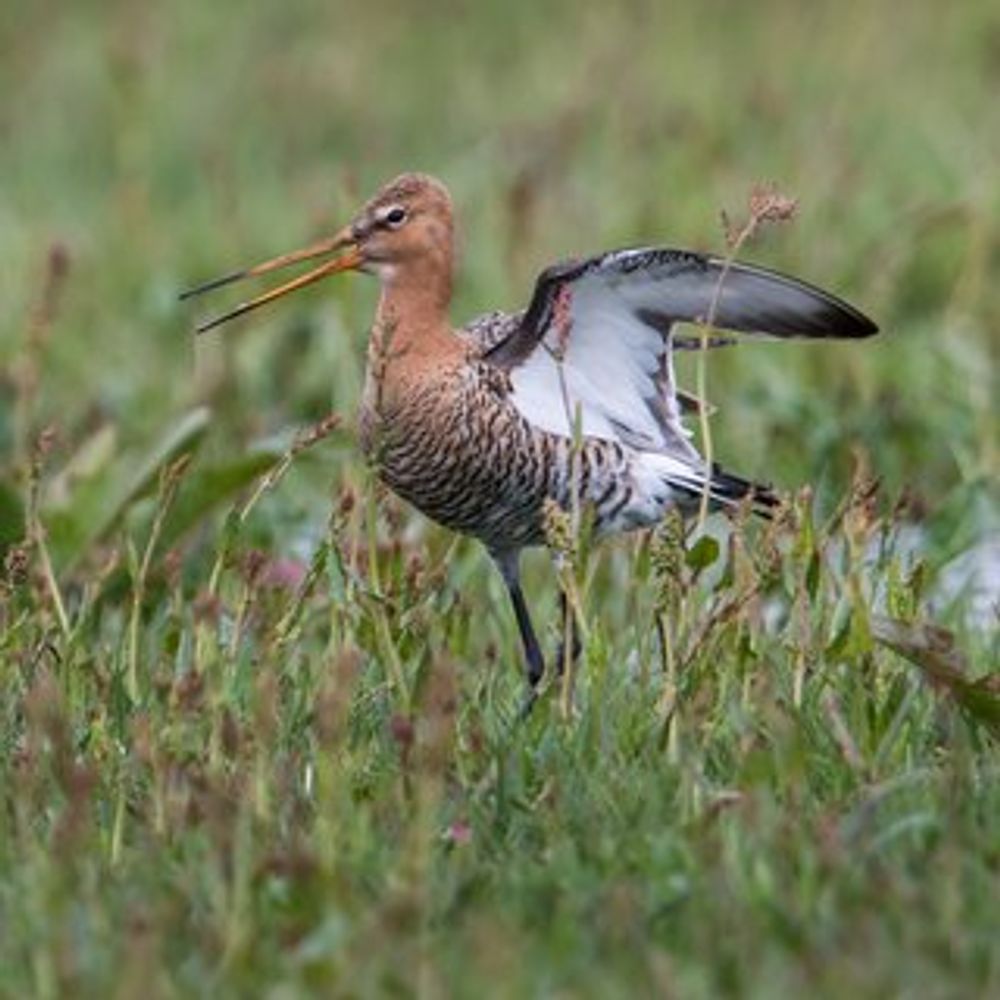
top-left (1, 0), bottom-right (998, 996)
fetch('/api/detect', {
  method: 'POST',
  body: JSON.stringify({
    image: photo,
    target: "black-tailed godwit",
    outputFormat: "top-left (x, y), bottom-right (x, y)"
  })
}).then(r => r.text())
top-left (182, 173), bottom-right (877, 696)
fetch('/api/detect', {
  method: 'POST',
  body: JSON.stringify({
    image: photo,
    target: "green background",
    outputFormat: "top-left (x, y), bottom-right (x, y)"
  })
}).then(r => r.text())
top-left (1, 1), bottom-right (997, 996)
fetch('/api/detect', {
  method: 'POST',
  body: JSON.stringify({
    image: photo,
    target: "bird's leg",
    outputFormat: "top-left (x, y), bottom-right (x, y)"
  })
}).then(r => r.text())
top-left (492, 550), bottom-right (546, 700)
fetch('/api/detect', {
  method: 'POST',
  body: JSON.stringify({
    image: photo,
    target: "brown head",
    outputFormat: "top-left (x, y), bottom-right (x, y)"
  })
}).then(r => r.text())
top-left (182, 172), bottom-right (455, 333)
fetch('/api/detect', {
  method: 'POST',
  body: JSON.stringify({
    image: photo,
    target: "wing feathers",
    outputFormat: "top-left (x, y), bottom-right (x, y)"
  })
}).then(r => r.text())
top-left (486, 247), bottom-right (877, 368)
top-left (481, 245), bottom-right (876, 478)
top-left (691, 255), bottom-right (878, 339)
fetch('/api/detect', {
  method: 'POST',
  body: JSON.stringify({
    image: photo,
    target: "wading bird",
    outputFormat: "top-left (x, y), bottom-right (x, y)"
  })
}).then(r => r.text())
top-left (182, 173), bottom-right (877, 697)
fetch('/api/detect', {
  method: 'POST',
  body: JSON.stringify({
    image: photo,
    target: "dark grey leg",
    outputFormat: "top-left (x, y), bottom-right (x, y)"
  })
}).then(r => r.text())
top-left (510, 580), bottom-right (546, 689)
top-left (492, 549), bottom-right (545, 691)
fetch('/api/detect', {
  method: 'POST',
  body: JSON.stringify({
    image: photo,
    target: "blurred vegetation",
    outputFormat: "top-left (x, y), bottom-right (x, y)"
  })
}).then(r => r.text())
top-left (1, 0), bottom-right (998, 996)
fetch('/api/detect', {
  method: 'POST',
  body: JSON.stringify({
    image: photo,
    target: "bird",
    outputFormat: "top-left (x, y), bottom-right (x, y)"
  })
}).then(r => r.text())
top-left (181, 172), bottom-right (877, 698)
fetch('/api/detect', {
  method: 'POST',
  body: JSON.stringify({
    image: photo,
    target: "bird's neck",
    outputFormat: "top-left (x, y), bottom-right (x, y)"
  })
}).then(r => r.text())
top-left (372, 260), bottom-right (461, 365)
top-left (362, 273), bottom-right (464, 453)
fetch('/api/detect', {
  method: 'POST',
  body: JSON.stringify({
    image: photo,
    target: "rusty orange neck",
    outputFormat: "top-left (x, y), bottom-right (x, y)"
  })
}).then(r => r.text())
top-left (371, 259), bottom-right (463, 370)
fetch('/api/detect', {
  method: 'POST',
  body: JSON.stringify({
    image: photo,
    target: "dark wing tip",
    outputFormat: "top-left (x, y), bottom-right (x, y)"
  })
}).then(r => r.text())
top-left (720, 257), bottom-right (879, 340)
top-left (805, 298), bottom-right (879, 339)
top-left (848, 310), bottom-right (879, 338)
top-left (805, 284), bottom-right (879, 339)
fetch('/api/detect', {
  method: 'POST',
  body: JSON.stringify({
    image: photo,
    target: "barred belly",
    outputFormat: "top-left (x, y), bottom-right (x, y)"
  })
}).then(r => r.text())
top-left (360, 368), bottom-right (672, 552)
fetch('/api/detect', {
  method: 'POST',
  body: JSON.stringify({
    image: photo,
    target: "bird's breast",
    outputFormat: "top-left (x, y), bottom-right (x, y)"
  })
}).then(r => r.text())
top-left (358, 347), bottom-right (670, 551)
top-left (357, 359), bottom-right (551, 547)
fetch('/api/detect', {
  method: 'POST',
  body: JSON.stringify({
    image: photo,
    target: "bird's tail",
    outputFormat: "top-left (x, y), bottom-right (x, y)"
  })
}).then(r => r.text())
top-left (648, 453), bottom-right (779, 518)
top-left (698, 462), bottom-right (779, 518)
top-left (636, 452), bottom-right (781, 523)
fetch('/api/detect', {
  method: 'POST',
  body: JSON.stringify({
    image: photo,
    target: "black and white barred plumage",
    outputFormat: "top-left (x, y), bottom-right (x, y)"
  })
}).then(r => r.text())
top-left (362, 246), bottom-right (875, 555)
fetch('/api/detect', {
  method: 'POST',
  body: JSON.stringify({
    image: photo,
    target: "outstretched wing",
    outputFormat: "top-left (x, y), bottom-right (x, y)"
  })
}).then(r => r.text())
top-left (483, 247), bottom-right (877, 455)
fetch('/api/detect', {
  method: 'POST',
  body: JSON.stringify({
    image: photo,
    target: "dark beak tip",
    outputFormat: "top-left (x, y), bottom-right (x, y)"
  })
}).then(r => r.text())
top-left (178, 268), bottom-right (249, 302)
top-left (180, 234), bottom-right (359, 334)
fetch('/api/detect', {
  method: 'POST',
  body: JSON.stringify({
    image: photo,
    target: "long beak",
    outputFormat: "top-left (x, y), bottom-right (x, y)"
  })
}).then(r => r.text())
top-left (180, 227), bottom-right (362, 334)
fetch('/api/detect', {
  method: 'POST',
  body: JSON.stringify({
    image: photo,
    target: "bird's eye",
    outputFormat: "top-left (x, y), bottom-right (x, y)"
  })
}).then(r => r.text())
top-left (384, 207), bottom-right (407, 228)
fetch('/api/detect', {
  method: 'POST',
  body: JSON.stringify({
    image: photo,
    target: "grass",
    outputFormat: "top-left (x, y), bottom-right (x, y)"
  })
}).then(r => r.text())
top-left (1, 0), bottom-right (998, 996)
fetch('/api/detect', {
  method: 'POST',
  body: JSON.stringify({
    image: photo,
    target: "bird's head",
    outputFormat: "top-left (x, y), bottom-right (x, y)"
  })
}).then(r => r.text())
top-left (182, 172), bottom-right (454, 333)
top-left (349, 173), bottom-right (453, 281)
